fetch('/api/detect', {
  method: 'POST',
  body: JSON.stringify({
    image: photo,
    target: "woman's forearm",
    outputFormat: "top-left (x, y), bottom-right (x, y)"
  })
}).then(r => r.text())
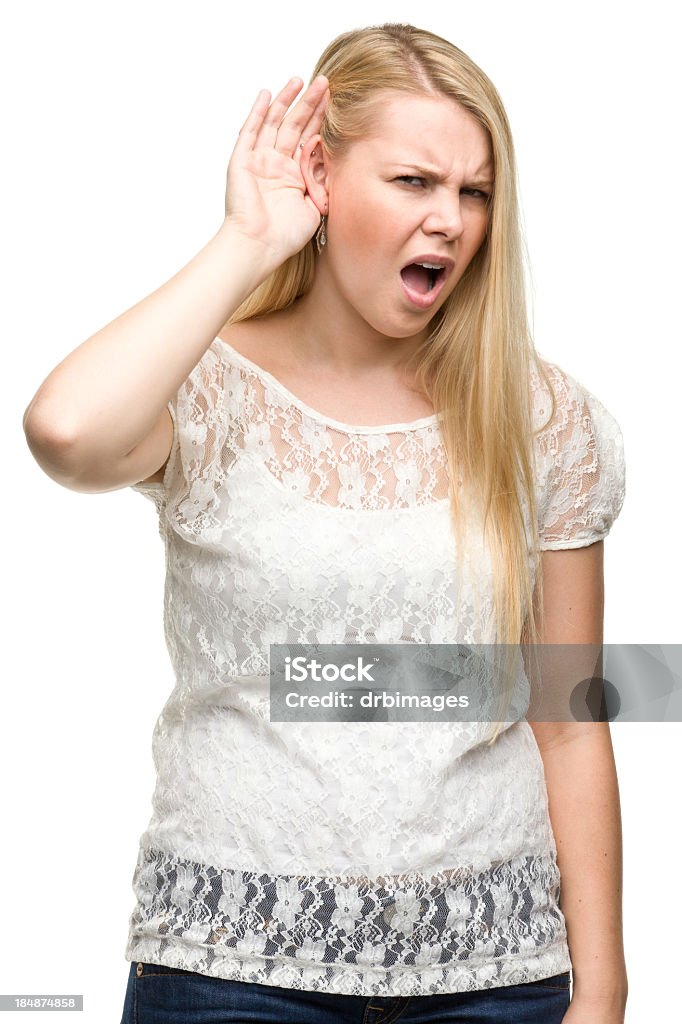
top-left (23, 222), bottom-right (273, 474)
top-left (538, 723), bottom-right (628, 1012)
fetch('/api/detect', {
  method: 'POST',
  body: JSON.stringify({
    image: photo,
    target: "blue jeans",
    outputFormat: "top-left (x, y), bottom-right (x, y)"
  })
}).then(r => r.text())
top-left (120, 961), bottom-right (572, 1023)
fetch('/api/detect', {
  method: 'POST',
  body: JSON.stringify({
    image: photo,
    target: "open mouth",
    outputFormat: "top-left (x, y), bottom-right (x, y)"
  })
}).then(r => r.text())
top-left (399, 263), bottom-right (447, 294)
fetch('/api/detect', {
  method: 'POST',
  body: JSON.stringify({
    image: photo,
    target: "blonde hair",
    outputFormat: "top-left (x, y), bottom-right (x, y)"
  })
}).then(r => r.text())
top-left (228, 22), bottom-right (556, 743)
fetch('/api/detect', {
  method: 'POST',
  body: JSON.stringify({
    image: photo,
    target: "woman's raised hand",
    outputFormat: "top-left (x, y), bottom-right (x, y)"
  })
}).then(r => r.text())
top-left (222, 75), bottom-right (330, 269)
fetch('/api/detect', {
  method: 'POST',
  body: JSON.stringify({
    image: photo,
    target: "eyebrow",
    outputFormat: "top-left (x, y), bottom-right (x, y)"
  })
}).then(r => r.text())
top-left (392, 162), bottom-right (494, 188)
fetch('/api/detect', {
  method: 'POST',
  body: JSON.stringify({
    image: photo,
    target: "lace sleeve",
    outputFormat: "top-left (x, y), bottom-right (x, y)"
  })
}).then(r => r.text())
top-left (129, 337), bottom-right (228, 530)
top-left (535, 365), bottom-right (626, 550)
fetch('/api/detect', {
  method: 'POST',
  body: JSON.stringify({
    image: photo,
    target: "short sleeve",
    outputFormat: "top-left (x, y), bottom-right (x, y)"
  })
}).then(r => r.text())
top-left (129, 398), bottom-right (178, 515)
top-left (534, 363), bottom-right (626, 550)
top-left (129, 337), bottom-right (229, 527)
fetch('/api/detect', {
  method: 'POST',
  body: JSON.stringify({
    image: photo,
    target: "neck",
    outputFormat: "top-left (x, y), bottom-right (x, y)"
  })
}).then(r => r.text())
top-left (280, 259), bottom-right (431, 380)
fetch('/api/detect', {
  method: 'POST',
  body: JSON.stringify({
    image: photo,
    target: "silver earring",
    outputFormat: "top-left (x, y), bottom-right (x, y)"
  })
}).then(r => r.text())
top-left (315, 214), bottom-right (327, 253)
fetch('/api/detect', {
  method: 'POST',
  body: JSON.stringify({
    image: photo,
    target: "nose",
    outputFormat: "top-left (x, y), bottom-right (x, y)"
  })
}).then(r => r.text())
top-left (422, 193), bottom-right (465, 240)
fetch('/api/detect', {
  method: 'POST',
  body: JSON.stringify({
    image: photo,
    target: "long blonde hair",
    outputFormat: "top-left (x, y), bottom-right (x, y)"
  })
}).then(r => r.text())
top-left (228, 23), bottom-right (556, 744)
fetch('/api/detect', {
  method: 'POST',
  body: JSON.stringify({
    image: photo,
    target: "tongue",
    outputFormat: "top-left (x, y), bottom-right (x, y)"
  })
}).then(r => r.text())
top-left (401, 263), bottom-right (431, 294)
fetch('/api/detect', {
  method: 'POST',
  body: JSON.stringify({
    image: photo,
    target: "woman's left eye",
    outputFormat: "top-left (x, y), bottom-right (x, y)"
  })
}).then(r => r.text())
top-left (395, 177), bottom-right (489, 200)
top-left (395, 175), bottom-right (427, 187)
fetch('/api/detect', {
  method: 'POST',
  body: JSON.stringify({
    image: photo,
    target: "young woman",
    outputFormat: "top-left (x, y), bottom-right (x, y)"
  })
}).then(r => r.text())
top-left (23, 22), bottom-right (627, 1024)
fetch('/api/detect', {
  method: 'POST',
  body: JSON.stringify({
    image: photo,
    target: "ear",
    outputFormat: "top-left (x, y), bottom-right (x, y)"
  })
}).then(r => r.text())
top-left (299, 133), bottom-right (329, 216)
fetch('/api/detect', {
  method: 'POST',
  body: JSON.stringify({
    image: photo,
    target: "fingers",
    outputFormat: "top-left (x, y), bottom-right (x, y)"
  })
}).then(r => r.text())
top-left (271, 75), bottom-right (330, 158)
top-left (294, 85), bottom-right (330, 158)
top-left (251, 77), bottom-right (306, 152)
top-left (232, 87), bottom-right (273, 160)
top-left (232, 75), bottom-right (330, 165)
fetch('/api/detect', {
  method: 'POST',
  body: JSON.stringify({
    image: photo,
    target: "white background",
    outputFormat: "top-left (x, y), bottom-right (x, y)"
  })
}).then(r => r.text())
top-left (2, 0), bottom-right (679, 1019)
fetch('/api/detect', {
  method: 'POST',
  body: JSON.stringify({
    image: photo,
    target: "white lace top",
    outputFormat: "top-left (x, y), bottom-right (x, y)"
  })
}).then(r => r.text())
top-left (124, 335), bottom-right (626, 997)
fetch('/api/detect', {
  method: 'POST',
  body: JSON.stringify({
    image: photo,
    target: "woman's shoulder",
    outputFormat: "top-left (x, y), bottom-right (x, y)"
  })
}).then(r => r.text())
top-left (215, 310), bottom-right (296, 376)
top-left (528, 355), bottom-right (616, 438)
top-left (529, 355), bottom-right (573, 401)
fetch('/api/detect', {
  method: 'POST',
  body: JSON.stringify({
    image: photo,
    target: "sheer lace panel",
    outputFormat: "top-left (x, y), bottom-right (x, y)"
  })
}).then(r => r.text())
top-left (237, 366), bottom-right (452, 510)
top-left (133, 341), bottom-right (625, 551)
top-left (126, 843), bottom-right (572, 997)
top-left (532, 362), bottom-right (625, 549)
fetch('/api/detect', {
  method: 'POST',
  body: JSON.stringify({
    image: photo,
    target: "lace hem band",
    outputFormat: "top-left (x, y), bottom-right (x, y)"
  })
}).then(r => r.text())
top-left (124, 845), bottom-right (572, 997)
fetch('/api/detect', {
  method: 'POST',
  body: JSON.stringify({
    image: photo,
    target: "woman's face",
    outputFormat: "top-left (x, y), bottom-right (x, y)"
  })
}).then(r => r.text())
top-left (316, 91), bottom-right (494, 339)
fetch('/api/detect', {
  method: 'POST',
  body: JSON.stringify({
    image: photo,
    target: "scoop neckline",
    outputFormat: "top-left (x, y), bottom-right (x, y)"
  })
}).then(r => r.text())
top-left (213, 335), bottom-right (441, 435)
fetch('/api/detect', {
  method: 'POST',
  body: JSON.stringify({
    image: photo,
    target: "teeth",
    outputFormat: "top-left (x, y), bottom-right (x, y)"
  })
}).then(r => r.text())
top-left (415, 261), bottom-right (444, 270)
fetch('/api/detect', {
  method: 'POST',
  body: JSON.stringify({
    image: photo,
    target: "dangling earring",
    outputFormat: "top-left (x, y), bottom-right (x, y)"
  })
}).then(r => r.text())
top-left (315, 213), bottom-right (327, 254)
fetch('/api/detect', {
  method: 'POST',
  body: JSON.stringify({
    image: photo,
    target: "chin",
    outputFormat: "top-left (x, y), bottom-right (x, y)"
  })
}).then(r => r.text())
top-left (361, 310), bottom-right (417, 339)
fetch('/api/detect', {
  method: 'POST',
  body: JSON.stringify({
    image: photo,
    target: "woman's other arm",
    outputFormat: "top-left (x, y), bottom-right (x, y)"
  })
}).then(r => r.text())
top-left (528, 541), bottom-right (628, 1022)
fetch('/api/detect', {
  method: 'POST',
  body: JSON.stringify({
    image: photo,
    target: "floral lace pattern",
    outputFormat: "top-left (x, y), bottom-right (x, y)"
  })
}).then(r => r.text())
top-left (126, 337), bottom-right (625, 994)
top-left (532, 363), bottom-right (626, 549)
top-left (126, 845), bottom-right (571, 997)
